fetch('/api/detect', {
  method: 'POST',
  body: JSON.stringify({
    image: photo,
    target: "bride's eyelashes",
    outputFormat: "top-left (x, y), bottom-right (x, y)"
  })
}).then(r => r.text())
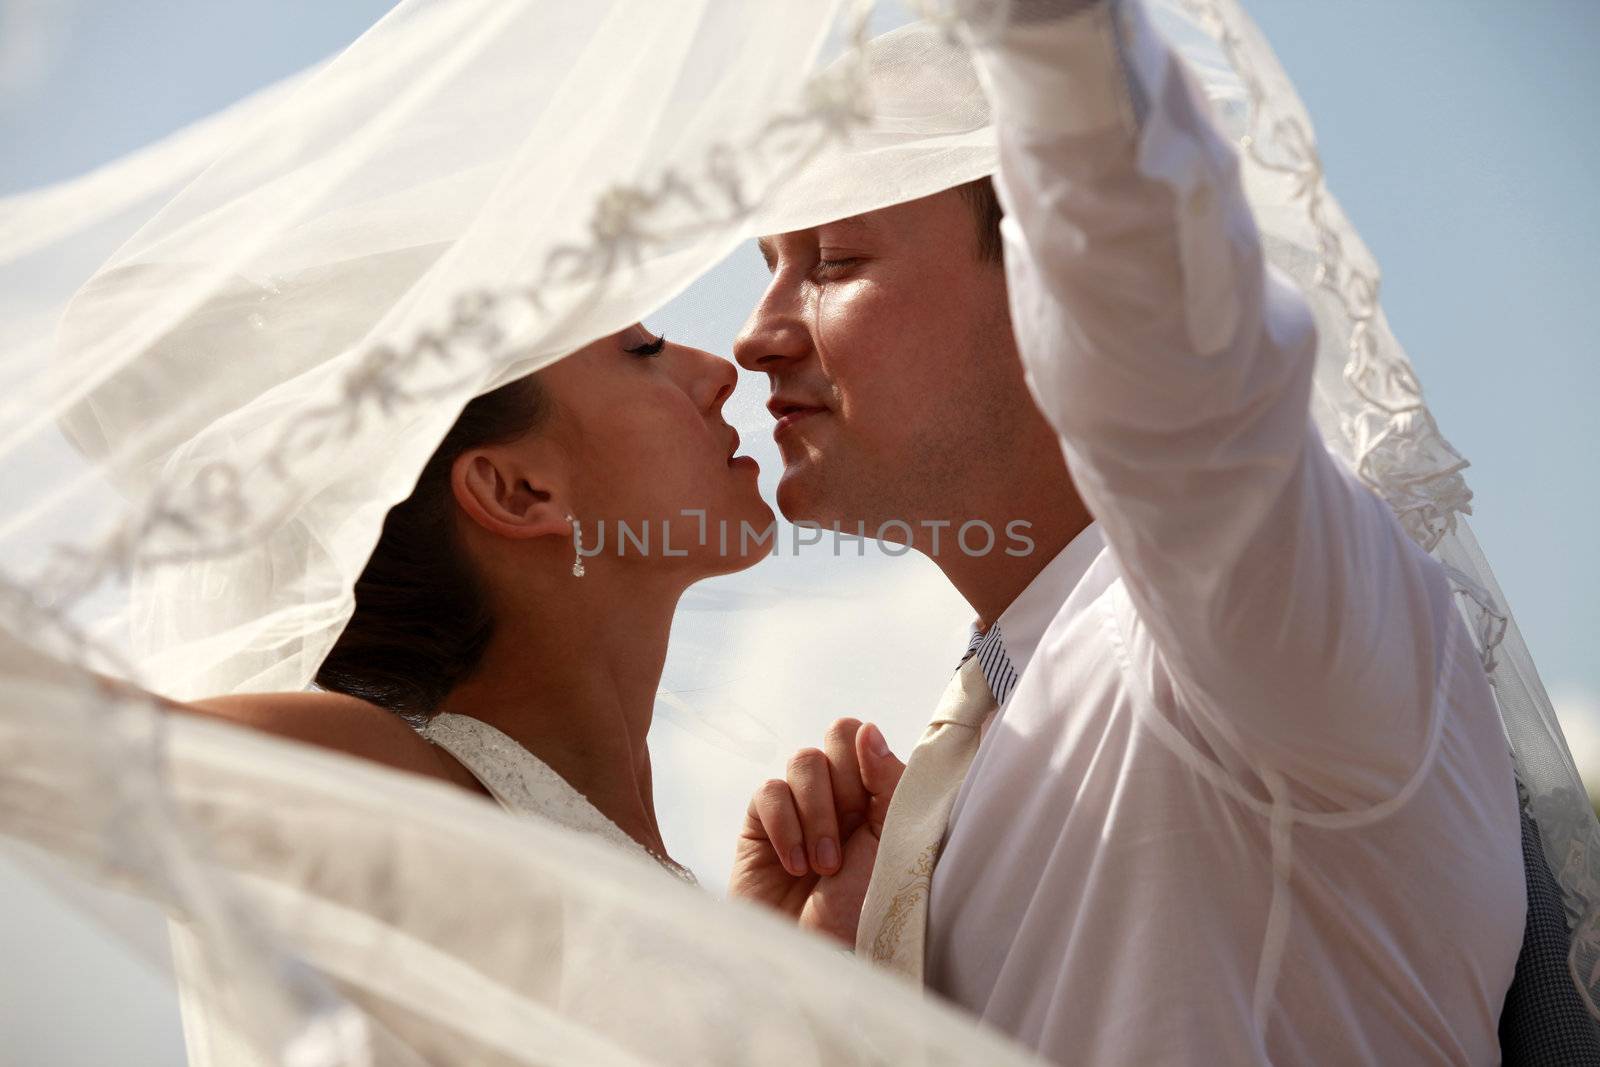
top-left (623, 333), bottom-right (667, 357)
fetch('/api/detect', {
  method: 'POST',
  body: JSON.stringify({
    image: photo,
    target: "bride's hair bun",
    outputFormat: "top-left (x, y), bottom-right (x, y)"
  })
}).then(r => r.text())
top-left (315, 374), bottom-right (549, 719)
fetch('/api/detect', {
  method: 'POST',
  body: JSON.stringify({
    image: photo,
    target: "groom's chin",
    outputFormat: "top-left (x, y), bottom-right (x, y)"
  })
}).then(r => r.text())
top-left (774, 461), bottom-right (837, 528)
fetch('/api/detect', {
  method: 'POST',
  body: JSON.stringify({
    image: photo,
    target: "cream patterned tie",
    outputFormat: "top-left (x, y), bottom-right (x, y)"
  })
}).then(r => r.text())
top-left (856, 655), bottom-right (998, 980)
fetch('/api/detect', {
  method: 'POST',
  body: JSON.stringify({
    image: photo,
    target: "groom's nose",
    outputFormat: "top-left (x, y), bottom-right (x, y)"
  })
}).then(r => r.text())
top-left (734, 279), bottom-right (811, 375)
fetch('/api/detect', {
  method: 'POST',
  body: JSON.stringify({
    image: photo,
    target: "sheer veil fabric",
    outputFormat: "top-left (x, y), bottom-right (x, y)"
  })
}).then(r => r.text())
top-left (0, 0), bottom-right (1594, 1062)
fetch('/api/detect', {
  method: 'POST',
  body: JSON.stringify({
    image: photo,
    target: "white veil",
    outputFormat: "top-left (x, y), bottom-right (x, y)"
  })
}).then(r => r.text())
top-left (1, 0), bottom-right (1594, 1060)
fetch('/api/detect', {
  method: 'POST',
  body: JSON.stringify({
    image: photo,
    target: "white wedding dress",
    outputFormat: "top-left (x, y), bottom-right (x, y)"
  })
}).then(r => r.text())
top-left (416, 713), bottom-right (697, 885)
top-left (173, 712), bottom-right (697, 1067)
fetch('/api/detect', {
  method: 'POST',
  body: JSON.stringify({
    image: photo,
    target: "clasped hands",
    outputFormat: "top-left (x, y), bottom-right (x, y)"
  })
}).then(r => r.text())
top-left (728, 717), bottom-right (906, 946)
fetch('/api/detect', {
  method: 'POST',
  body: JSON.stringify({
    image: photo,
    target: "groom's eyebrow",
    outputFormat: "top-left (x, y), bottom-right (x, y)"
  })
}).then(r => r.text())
top-left (756, 216), bottom-right (872, 272)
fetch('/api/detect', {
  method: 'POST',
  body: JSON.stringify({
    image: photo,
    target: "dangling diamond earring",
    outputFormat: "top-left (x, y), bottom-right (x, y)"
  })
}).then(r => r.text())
top-left (566, 513), bottom-right (586, 578)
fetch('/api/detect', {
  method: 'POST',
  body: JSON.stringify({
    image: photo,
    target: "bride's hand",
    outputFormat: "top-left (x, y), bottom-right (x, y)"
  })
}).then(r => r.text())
top-left (728, 718), bottom-right (904, 947)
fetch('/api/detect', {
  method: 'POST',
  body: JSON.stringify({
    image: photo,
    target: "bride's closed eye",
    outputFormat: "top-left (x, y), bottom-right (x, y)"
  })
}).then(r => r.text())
top-left (623, 332), bottom-right (666, 357)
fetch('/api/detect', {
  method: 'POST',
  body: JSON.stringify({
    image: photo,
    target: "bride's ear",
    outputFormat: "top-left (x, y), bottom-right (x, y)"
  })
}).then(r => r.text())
top-left (449, 450), bottom-right (570, 541)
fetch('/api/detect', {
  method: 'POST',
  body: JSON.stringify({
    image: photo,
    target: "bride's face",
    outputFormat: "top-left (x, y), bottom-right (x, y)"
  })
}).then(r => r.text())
top-left (536, 325), bottom-right (773, 577)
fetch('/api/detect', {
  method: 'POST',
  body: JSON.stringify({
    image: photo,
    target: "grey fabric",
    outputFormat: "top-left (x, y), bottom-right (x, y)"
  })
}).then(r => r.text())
top-left (1500, 805), bottom-right (1600, 1065)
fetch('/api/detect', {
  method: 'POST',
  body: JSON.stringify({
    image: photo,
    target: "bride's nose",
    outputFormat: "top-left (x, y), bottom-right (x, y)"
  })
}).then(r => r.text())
top-left (687, 347), bottom-right (737, 415)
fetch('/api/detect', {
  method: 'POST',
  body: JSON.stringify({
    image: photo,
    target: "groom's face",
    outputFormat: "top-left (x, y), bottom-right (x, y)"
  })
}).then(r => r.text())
top-left (735, 186), bottom-right (1018, 533)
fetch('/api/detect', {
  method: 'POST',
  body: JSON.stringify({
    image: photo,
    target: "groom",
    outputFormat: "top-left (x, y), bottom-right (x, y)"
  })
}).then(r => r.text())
top-left (726, 2), bottom-right (1537, 1063)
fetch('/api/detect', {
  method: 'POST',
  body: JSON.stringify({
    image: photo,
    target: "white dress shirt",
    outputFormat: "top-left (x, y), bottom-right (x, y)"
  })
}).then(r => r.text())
top-left (958, 523), bottom-right (1107, 724)
top-left (924, 2), bottom-right (1524, 1063)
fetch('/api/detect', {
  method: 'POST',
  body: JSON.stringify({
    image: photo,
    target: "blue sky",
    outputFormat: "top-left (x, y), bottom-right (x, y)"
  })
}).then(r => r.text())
top-left (0, 3), bottom-right (1596, 1061)
top-left (1244, 0), bottom-right (1600, 738)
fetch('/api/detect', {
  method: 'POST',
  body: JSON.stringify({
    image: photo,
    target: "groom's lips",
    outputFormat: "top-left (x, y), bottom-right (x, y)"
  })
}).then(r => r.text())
top-left (767, 397), bottom-right (828, 440)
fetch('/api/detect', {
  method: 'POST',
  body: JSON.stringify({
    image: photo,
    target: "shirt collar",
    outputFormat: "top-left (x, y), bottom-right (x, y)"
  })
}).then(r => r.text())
top-left (962, 522), bottom-right (1105, 706)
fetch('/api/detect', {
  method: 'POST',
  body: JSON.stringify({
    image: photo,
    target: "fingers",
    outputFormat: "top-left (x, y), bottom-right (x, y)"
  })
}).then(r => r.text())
top-left (856, 722), bottom-right (906, 837)
top-left (748, 777), bottom-right (808, 877)
top-left (748, 722), bottom-right (899, 880)
top-left (787, 747), bottom-right (842, 875)
top-left (823, 717), bottom-right (868, 838)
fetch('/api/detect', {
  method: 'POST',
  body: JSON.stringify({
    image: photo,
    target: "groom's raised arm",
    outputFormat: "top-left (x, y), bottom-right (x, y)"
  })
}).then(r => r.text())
top-left (969, 0), bottom-right (1452, 803)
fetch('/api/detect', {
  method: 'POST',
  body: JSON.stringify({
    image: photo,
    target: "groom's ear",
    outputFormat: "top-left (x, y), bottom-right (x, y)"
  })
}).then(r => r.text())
top-left (449, 448), bottom-right (570, 541)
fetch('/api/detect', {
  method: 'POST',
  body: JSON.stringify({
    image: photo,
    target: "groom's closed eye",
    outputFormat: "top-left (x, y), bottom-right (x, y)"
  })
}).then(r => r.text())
top-left (812, 257), bottom-right (860, 281)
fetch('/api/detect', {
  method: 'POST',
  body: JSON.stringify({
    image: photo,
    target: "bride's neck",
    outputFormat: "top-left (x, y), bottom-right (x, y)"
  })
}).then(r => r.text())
top-left (436, 570), bottom-right (681, 858)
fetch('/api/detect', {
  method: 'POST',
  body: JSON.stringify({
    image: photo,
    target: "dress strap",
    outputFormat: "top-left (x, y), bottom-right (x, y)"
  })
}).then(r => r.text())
top-left (418, 713), bottom-right (695, 884)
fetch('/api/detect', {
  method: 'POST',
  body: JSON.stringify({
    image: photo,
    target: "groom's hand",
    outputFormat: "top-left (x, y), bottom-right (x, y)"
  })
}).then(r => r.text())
top-left (728, 717), bottom-right (905, 946)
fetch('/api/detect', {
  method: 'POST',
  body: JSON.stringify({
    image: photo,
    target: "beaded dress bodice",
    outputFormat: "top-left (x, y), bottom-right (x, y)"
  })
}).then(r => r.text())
top-left (418, 713), bottom-right (695, 884)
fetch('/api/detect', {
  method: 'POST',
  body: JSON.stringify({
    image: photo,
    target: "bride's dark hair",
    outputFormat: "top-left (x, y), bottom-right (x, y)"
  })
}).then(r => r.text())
top-left (315, 375), bottom-right (550, 719)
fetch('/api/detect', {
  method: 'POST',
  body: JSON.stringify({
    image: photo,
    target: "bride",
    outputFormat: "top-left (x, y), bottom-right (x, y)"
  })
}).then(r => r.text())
top-left (180, 325), bottom-right (765, 878)
top-left (116, 318), bottom-right (905, 1064)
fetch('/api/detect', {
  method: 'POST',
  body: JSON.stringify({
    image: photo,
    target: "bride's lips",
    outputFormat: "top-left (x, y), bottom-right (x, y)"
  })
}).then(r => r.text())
top-left (724, 429), bottom-right (759, 473)
top-left (767, 397), bottom-right (828, 440)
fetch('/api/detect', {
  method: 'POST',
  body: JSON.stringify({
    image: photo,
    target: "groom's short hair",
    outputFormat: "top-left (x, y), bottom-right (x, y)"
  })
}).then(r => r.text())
top-left (957, 177), bottom-right (1004, 265)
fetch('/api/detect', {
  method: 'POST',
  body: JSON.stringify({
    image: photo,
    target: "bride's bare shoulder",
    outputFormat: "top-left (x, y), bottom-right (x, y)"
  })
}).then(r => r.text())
top-left (187, 690), bottom-right (459, 784)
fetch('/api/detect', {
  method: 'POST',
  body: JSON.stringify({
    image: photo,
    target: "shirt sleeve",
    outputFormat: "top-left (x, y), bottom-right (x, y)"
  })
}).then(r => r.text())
top-left (970, 0), bottom-right (1451, 803)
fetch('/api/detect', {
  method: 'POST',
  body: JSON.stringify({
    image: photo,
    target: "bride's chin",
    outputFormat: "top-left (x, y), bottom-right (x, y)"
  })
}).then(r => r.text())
top-left (709, 500), bottom-right (776, 575)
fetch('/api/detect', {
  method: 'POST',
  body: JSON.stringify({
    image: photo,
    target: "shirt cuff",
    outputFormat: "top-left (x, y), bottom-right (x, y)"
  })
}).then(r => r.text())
top-left (967, 0), bottom-right (1169, 138)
